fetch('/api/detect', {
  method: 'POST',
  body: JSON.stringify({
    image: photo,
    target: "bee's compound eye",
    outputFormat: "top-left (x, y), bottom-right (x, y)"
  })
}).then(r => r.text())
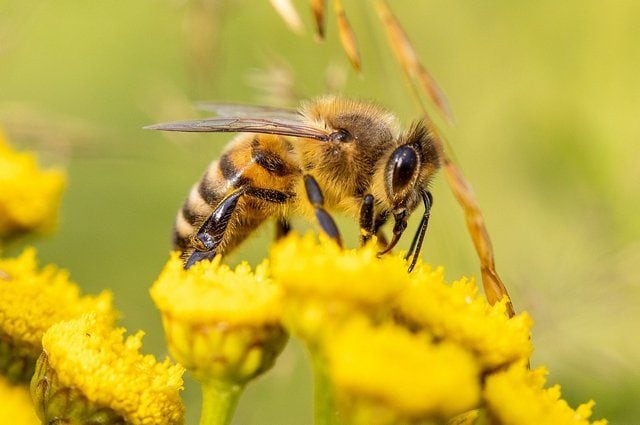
top-left (390, 146), bottom-right (419, 193)
top-left (329, 129), bottom-right (351, 142)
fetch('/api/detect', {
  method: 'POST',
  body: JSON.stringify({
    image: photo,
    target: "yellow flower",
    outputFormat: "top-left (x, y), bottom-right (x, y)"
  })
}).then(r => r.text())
top-left (0, 248), bottom-right (114, 383)
top-left (324, 318), bottom-right (481, 425)
top-left (34, 314), bottom-right (185, 425)
top-left (396, 266), bottom-right (533, 369)
top-left (0, 375), bottom-right (38, 425)
top-left (484, 361), bottom-right (607, 425)
top-left (0, 130), bottom-right (65, 239)
top-left (271, 233), bottom-right (408, 304)
top-left (269, 233), bottom-right (409, 341)
top-left (151, 253), bottom-right (287, 385)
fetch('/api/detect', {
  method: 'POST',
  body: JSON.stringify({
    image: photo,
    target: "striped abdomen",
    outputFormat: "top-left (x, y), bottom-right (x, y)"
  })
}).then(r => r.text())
top-left (173, 134), bottom-right (301, 259)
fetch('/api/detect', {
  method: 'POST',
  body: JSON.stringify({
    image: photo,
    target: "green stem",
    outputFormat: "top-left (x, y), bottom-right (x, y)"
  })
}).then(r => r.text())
top-left (199, 380), bottom-right (243, 425)
top-left (310, 349), bottom-right (339, 425)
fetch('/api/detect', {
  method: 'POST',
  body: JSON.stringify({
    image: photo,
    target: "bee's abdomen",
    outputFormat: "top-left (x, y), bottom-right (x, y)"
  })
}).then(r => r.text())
top-left (172, 135), bottom-right (300, 258)
top-left (172, 161), bottom-right (225, 251)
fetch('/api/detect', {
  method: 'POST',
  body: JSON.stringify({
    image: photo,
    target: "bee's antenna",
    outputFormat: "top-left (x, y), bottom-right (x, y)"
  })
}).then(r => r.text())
top-left (405, 191), bottom-right (433, 272)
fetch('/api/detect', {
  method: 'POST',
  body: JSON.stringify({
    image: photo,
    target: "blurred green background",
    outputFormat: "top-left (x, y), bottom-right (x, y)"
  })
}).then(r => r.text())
top-left (1, 0), bottom-right (638, 423)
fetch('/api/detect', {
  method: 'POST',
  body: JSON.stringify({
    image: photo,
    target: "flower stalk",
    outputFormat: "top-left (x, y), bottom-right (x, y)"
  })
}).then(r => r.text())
top-left (310, 349), bottom-right (339, 425)
top-left (200, 381), bottom-right (243, 425)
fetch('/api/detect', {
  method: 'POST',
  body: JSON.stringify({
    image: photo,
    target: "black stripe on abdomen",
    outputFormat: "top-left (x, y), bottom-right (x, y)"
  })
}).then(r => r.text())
top-left (181, 202), bottom-right (201, 226)
top-left (197, 173), bottom-right (225, 205)
top-left (219, 153), bottom-right (236, 180)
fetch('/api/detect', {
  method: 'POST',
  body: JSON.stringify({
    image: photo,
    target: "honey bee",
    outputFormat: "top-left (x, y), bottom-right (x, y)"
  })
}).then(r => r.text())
top-left (146, 97), bottom-right (441, 270)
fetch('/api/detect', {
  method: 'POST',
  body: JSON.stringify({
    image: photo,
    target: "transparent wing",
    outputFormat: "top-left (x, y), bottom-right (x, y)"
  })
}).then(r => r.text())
top-left (144, 117), bottom-right (330, 141)
top-left (195, 102), bottom-right (302, 120)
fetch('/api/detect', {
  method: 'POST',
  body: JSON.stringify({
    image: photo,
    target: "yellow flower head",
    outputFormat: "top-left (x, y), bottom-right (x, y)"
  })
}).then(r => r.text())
top-left (269, 233), bottom-right (410, 340)
top-left (0, 130), bottom-right (65, 239)
top-left (396, 266), bottom-right (533, 369)
top-left (271, 233), bottom-right (408, 304)
top-left (151, 253), bottom-right (287, 385)
top-left (0, 375), bottom-right (38, 425)
top-left (0, 248), bottom-right (114, 383)
top-left (325, 318), bottom-right (481, 424)
top-left (484, 361), bottom-right (607, 425)
top-left (35, 314), bottom-right (185, 425)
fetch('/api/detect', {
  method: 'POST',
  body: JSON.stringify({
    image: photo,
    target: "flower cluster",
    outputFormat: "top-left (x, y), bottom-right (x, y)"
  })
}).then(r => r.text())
top-left (269, 234), bottom-right (536, 424)
top-left (0, 247), bottom-right (186, 424)
top-left (0, 130), bottom-right (185, 424)
top-left (148, 233), bottom-right (606, 425)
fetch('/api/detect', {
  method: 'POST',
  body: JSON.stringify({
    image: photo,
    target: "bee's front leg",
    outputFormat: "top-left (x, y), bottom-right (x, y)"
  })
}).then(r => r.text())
top-left (185, 188), bottom-right (245, 269)
top-left (359, 195), bottom-right (392, 249)
top-left (303, 175), bottom-right (342, 247)
top-left (275, 218), bottom-right (291, 240)
top-left (359, 194), bottom-right (375, 245)
top-left (372, 210), bottom-right (390, 248)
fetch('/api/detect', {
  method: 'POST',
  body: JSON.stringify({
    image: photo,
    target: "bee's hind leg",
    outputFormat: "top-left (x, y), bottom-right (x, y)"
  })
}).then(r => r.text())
top-left (184, 249), bottom-right (217, 269)
top-left (303, 175), bottom-right (342, 247)
top-left (185, 188), bottom-right (245, 269)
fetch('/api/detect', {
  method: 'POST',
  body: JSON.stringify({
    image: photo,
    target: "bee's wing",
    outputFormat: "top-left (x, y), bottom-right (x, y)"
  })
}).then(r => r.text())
top-left (195, 102), bottom-right (302, 120)
top-left (144, 117), bottom-right (330, 141)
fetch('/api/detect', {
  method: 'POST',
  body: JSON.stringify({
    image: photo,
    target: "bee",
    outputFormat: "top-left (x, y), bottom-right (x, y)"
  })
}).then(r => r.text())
top-left (146, 96), bottom-right (441, 270)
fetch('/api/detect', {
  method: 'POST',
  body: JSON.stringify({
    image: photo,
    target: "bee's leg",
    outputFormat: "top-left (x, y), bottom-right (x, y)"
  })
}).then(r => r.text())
top-left (378, 205), bottom-right (416, 258)
top-left (361, 199), bottom-right (391, 248)
top-left (275, 218), bottom-right (291, 240)
top-left (359, 194), bottom-right (375, 245)
top-left (373, 211), bottom-right (390, 248)
top-left (184, 249), bottom-right (217, 269)
top-left (303, 174), bottom-right (342, 247)
top-left (185, 188), bottom-right (244, 269)
top-left (404, 191), bottom-right (433, 272)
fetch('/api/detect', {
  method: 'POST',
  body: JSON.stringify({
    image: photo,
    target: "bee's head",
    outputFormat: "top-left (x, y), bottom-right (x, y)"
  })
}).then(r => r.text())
top-left (301, 96), bottom-right (401, 194)
top-left (384, 120), bottom-right (441, 214)
top-left (375, 121), bottom-right (441, 258)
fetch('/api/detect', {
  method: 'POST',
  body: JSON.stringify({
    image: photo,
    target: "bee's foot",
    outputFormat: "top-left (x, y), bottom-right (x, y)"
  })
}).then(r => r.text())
top-left (184, 250), bottom-right (217, 269)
